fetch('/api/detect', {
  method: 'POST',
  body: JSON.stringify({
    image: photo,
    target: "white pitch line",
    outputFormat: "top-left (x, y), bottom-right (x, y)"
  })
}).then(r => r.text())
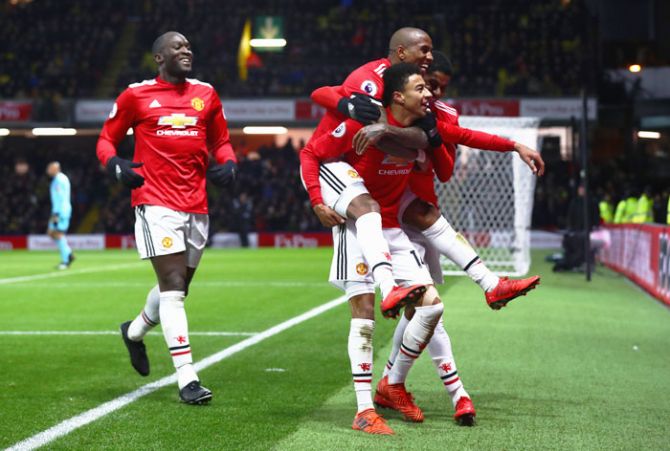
top-left (6, 295), bottom-right (348, 451)
top-left (5, 280), bottom-right (329, 288)
top-left (0, 263), bottom-right (143, 286)
top-left (0, 331), bottom-right (258, 337)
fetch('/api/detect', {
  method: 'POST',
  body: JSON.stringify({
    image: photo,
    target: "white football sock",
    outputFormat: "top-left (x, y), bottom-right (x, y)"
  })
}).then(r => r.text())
top-left (127, 285), bottom-right (160, 341)
top-left (348, 318), bottom-right (375, 412)
top-left (159, 290), bottom-right (198, 389)
top-left (383, 314), bottom-right (410, 377)
top-left (422, 216), bottom-right (499, 291)
top-left (388, 303), bottom-right (443, 385)
top-left (428, 317), bottom-right (469, 407)
top-left (354, 212), bottom-right (395, 298)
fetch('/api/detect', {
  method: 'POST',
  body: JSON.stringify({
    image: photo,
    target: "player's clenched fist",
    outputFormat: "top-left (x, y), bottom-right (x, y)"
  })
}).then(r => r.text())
top-left (313, 203), bottom-right (345, 227)
top-left (207, 160), bottom-right (237, 187)
top-left (106, 156), bottom-right (144, 189)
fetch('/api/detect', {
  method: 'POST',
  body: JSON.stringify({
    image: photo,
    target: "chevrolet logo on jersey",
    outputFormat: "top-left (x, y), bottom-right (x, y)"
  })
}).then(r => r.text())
top-left (158, 113), bottom-right (198, 129)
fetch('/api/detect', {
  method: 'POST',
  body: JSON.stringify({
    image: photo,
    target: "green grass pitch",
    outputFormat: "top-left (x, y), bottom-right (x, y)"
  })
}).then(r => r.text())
top-left (1, 248), bottom-right (669, 450)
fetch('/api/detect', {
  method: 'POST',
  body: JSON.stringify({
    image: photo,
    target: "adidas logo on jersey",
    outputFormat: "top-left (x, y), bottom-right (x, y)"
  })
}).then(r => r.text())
top-left (149, 99), bottom-right (162, 108)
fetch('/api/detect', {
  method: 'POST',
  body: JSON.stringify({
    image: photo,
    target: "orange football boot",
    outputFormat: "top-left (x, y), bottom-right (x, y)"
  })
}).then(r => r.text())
top-left (374, 375), bottom-right (424, 422)
top-left (352, 408), bottom-right (394, 435)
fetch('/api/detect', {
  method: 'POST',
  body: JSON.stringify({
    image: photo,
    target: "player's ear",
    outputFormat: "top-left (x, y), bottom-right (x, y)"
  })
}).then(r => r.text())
top-left (154, 53), bottom-right (164, 65)
top-left (396, 45), bottom-right (406, 61)
top-left (393, 90), bottom-right (405, 105)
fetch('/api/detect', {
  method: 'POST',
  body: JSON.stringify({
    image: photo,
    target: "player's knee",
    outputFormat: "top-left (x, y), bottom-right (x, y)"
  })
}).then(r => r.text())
top-left (403, 199), bottom-right (440, 230)
top-left (158, 270), bottom-right (187, 292)
top-left (349, 293), bottom-right (375, 320)
top-left (346, 194), bottom-right (380, 219)
top-left (420, 285), bottom-right (442, 307)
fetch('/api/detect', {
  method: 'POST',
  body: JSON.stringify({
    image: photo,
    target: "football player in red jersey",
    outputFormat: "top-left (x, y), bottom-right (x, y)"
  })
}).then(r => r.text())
top-left (96, 32), bottom-right (236, 405)
top-left (302, 63), bottom-right (525, 434)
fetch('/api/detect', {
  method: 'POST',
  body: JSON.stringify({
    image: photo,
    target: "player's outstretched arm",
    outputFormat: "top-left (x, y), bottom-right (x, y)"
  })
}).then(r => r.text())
top-left (311, 85), bottom-right (345, 111)
top-left (312, 85), bottom-right (381, 125)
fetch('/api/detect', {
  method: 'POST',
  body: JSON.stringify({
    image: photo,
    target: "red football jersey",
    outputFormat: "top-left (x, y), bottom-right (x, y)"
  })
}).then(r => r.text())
top-left (96, 76), bottom-right (235, 214)
top-left (408, 99), bottom-right (460, 206)
top-left (305, 58), bottom-right (390, 148)
top-left (301, 110), bottom-right (414, 228)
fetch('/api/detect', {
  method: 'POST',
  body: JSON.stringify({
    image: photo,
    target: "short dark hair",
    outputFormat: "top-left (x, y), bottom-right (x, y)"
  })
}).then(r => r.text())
top-left (382, 63), bottom-right (422, 107)
top-left (428, 51), bottom-right (453, 76)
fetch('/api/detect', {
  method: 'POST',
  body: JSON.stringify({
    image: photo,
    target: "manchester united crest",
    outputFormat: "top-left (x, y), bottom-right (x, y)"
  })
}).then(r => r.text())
top-left (347, 169), bottom-right (361, 179)
top-left (162, 237), bottom-right (173, 248)
top-left (356, 262), bottom-right (369, 275)
top-left (191, 97), bottom-right (205, 111)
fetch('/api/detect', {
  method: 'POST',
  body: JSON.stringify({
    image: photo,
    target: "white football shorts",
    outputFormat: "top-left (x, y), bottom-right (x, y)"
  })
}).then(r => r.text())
top-left (398, 188), bottom-right (444, 285)
top-left (134, 204), bottom-right (208, 268)
top-left (316, 161), bottom-right (369, 217)
top-left (329, 223), bottom-right (433, 298)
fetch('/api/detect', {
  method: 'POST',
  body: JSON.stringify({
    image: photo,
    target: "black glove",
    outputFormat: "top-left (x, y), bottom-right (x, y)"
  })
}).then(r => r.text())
top-left (106, 156), bottom-right (144, 189)
top-left (336, 93), bottom-right (381, 125)
top-left (414, 112), bottom-right (443, 148)
top-left (208, 160), bottom-right (237, 187)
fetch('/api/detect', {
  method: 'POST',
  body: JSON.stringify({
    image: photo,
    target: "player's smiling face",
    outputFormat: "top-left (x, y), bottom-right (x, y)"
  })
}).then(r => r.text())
top-left (401, 34), bottom-right (434, 74)
top-left (400, 74), bottom-right (433, 118)
top-left (425, 70), bottom-right (450, 100)
top-left (159, 34), bottom-right (193, 77)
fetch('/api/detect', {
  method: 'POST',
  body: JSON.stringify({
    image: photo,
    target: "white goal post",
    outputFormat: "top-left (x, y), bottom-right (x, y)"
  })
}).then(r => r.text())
top-left (435, 116), bottom-right (541, 276)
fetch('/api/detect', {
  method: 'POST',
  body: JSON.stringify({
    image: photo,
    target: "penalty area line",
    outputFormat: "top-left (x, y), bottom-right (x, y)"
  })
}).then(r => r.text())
top-left (0, 263), bottom-right (143, 286)
top-left (6, 295), bottom-right (348, 451)
top-left (0, 331), bottom-right (258, 337)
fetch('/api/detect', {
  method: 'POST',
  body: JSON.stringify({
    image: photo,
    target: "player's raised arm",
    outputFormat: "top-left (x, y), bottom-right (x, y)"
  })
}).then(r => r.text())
top-left (435, 119), bottom-right (545, 175)
top-left (96, 89), bottom-right (144, 188)
top-left (429, 143), bottom-right (456, 182)
top-left (206, 96), bottom-right (238, 187)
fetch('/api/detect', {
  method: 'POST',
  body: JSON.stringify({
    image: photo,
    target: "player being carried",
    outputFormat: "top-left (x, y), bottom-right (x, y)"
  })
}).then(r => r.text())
top-left (304, 28), bottom-right (544, 429)
top-left (96, 31), bottom-right (237, 405)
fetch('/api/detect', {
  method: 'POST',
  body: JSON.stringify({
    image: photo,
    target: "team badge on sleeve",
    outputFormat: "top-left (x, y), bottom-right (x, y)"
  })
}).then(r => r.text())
top-left (360, 80), bottom-right (378, 97)
top-left (332, 122), bottom-right (347, 138)
top-left (191, 97), bottom-right (205, 111)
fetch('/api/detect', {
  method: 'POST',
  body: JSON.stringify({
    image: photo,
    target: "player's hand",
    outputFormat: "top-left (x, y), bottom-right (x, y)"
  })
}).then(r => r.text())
top-left (514, 143), bottom-right (545, 176)
top-left (413, 111), bottom-right (443, 148)
top-left (353, 123), bottom-right (388, 155)
top-left (106, 156), bottom-right (144, 189)
top-left (313, 204), bottom-right (345, 227)
top-left (337, 94), bottom-right (382, 125)
top-left (208, 160), bottom-right (237, 187)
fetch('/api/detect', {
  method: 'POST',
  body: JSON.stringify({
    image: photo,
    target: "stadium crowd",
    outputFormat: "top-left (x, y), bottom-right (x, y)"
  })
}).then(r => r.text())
top-left (2, 0), bottom-right (593, 111)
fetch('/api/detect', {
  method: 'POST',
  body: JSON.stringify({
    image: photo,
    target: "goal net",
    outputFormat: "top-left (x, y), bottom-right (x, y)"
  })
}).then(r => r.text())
top-left (435, 116), bottom-right (541, 276)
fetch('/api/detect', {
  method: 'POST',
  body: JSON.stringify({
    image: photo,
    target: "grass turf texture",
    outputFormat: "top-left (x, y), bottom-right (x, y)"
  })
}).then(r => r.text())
top-left (0, 248), bottom-right (668, 450)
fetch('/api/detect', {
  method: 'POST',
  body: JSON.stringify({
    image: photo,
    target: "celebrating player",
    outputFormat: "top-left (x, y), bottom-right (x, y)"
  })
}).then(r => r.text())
top-left (301, 63), bottom-right (518, 434)
top-left (46, 161), bottom-right (74, 270)
top-left (96, 31), bottom-right (237, 405)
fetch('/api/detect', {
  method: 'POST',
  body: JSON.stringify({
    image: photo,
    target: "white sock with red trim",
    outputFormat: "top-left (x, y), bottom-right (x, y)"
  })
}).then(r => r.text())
top-left (127, 285), bottom-right (160, 341)
top-left (388, 303), bottom-right (443, 385)
top-left (382, 314), bottom-right (410, 377)
top-left (348, 318), bottom-right (375, 412)
top-left (428, 317), bottom-right (469, 407)
top-left (159, 290), bottom-right (197, 389)
top-left (354, 213), bottom-right (395, 298)
top-left (422, 216), bottom-right (499, 292)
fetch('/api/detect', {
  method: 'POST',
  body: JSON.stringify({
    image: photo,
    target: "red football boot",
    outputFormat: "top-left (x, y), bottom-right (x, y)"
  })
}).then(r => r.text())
top-left (380, 284), bottom-right (427, 319)
top-left (352, 409), bottom-right (394, 435)
top-left (485, 275), bottom-right (540, 310)
top-left (454, 396), bottom-right (476, 426)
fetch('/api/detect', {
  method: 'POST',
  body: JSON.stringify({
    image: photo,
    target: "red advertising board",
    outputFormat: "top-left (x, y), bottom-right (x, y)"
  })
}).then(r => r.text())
top-left (294, 99), bottom-right (326, 121)
top-left (0, 235), bottom-right (27, 250)
top-left (0, 101), bottom-right (32, 122)
top-left (257, 232), bottom-right (333, 248)
top-left (601, 224), bottom-right (670, 306)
